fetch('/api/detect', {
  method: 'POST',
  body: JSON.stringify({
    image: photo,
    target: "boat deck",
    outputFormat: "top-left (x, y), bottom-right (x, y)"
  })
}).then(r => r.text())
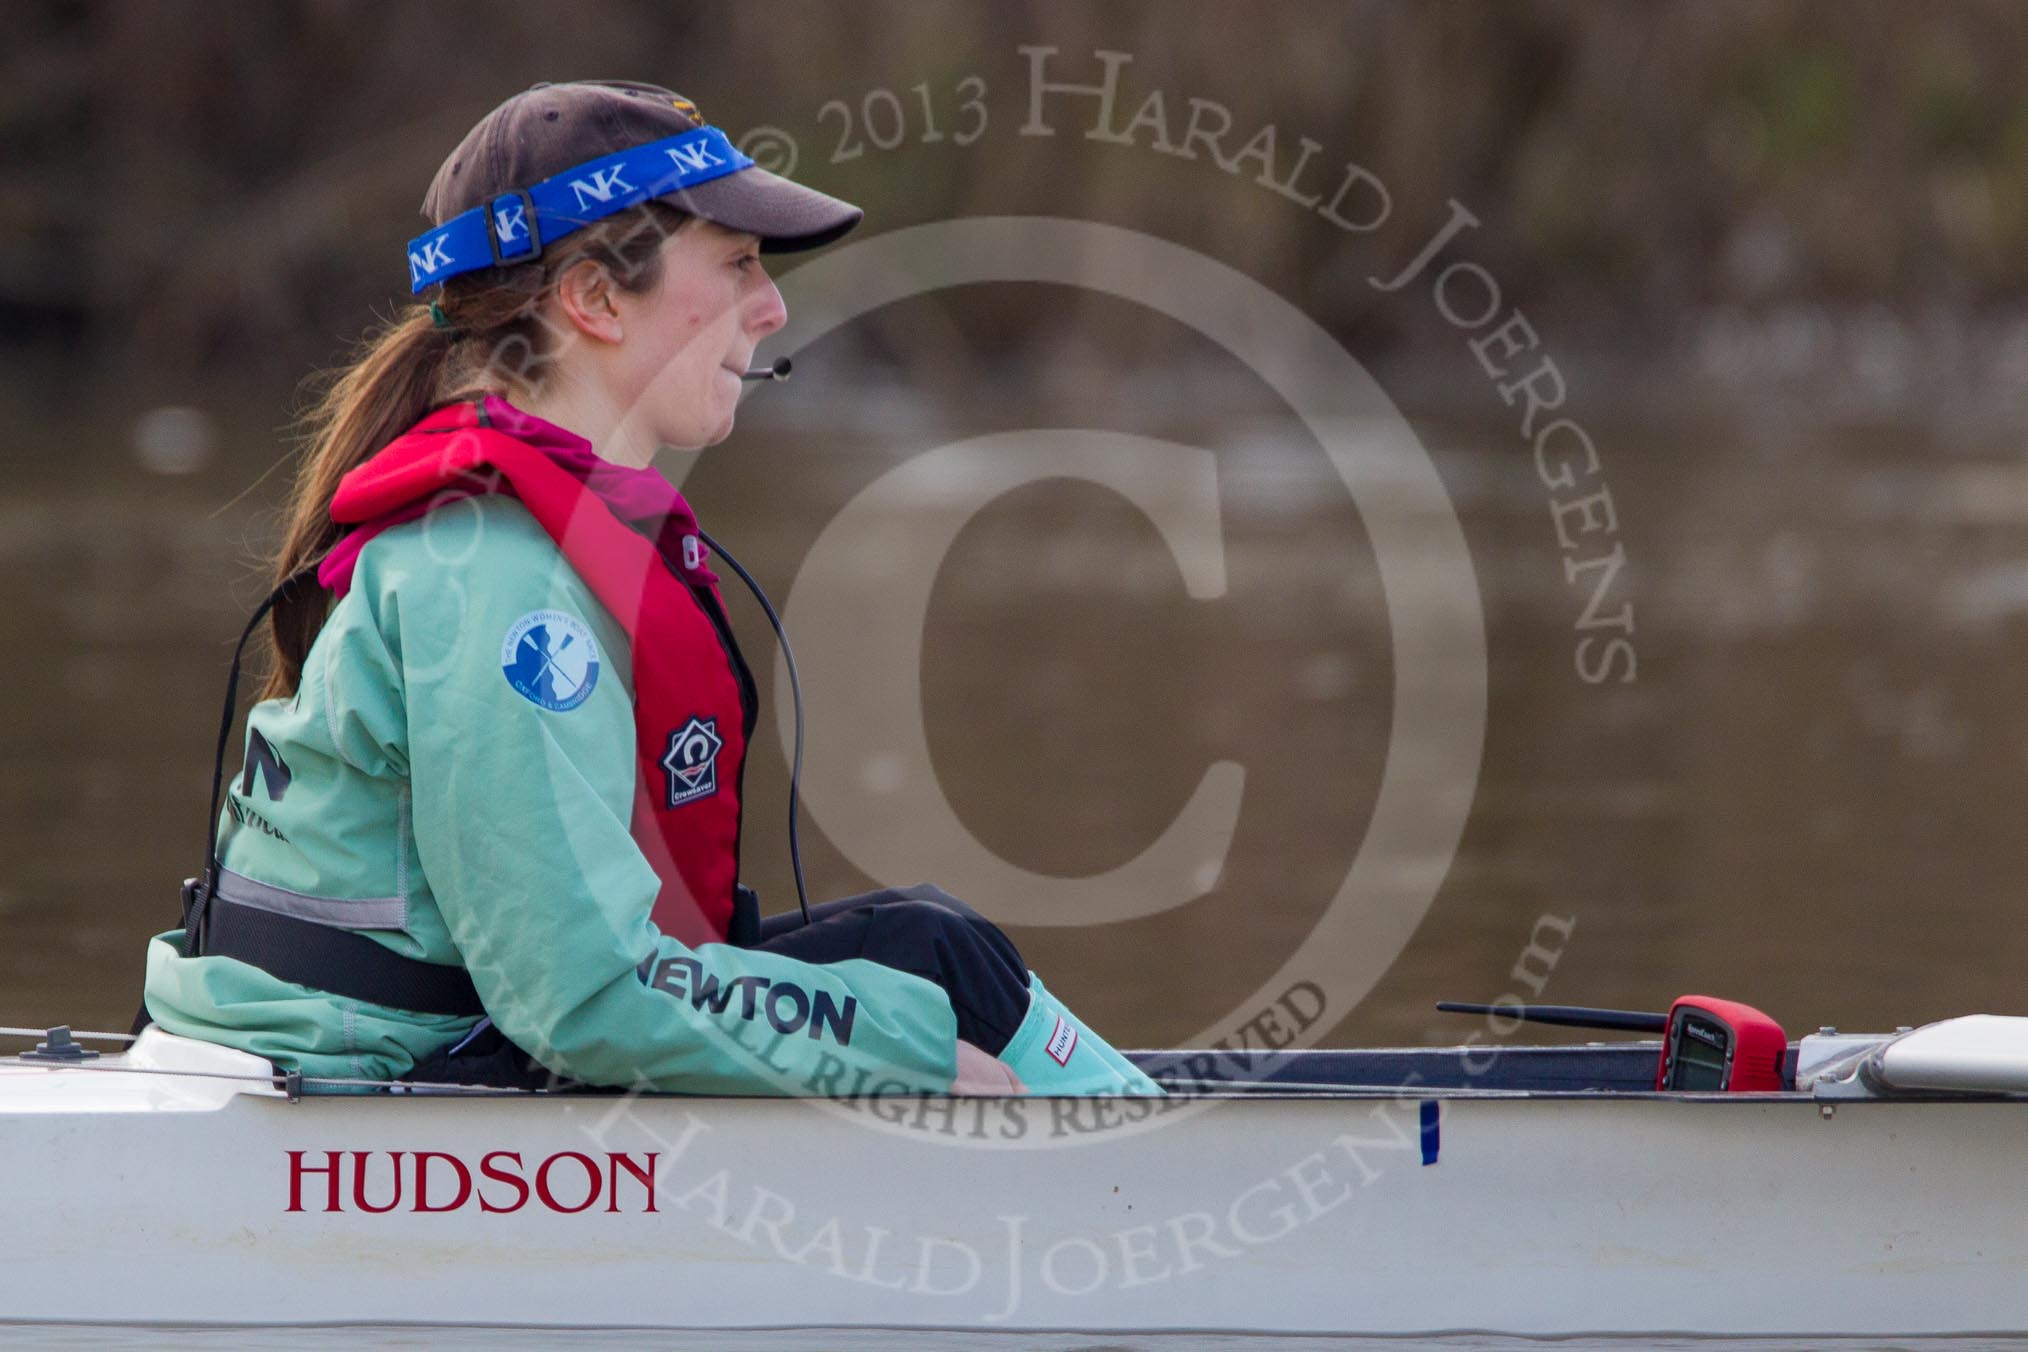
top-left (1130, 1042), bottom-right (1675, 1094)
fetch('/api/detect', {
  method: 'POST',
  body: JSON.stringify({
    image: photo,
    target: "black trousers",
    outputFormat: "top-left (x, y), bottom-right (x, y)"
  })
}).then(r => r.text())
top-left (750, 883), bottom-right (1032, 1055)
top-left (408, 883), bottom-right (1032, 1089)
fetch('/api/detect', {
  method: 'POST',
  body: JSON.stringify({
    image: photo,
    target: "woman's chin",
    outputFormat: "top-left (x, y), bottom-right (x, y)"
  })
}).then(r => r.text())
top-left (682, 413), bottom-right (737, 451)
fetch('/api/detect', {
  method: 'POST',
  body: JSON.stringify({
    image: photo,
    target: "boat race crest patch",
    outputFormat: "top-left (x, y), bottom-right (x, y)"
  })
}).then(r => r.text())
top-left (661, 716), bottom-right (723, 808)
top-left (500, 610), bottom-right (601, 713)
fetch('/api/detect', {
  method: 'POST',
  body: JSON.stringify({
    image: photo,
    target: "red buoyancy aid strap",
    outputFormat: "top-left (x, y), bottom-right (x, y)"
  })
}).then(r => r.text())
top-left (334, 411), bottom-right (669, 638)
top-left (457, 433), bottom-right (659, 628)
top-left (331, 410), bottom-right (743, 945)
top-left (330, 404), bottom-right (496, 522)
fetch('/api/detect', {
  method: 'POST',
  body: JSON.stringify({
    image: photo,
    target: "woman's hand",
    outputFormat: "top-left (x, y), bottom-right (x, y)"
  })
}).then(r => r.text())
top-left (951, 1038), bottom-right (1025, 1094)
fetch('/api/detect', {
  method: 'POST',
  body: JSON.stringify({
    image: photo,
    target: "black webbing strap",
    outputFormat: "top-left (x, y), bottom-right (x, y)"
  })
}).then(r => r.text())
top-left (172, 560), bottom-right (486, 1021)
top-left (193, 564), bottom-right (322, 937)
top-left (195, 889), bottom-right (484, 1017)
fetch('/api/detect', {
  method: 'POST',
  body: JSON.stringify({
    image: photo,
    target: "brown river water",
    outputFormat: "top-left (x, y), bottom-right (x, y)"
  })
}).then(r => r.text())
top-left (2, 374), bottom-right (2026, 1348)
top-left (3, 375), bottom-right (2025, 1051)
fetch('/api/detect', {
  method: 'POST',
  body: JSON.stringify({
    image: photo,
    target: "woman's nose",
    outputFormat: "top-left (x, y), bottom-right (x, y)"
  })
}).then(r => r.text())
top-left (746, 274), bottom-right (787, 338)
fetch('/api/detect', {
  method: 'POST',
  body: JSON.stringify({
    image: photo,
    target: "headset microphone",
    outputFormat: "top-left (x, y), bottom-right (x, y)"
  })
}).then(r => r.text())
top-left (740, 357), bottom-right (792, 382)
top-left (717, 353), bottom-right (813, 923)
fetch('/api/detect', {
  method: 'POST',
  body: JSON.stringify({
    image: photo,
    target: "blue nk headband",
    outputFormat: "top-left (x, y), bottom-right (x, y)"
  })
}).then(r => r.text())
top-left (404, 126), bottom-right (753, 293)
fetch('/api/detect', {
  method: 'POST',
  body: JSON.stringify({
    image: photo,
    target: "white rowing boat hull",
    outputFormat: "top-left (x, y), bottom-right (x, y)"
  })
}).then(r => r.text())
top-left (2, 1031), bottom-right (2025, 1336)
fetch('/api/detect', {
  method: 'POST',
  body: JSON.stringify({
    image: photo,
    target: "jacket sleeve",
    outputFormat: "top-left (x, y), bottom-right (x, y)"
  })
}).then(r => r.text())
top-left (371, 505), bottom-right (960, 1094)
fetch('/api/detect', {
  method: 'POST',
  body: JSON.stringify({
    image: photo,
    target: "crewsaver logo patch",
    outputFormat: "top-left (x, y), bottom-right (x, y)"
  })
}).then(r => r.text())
top-left (661, 716), bottom-right (723, 808)
top-left (501, 610), bottom-right (601, 712)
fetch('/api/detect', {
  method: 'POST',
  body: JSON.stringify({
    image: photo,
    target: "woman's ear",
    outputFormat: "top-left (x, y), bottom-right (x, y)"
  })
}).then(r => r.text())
top-left (552, 257), bottom-right (626, 345)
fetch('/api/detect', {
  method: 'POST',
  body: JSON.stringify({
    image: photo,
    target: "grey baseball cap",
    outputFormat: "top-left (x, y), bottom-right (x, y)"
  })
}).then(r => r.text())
top-left (422, 80), bottom-right (861, 254)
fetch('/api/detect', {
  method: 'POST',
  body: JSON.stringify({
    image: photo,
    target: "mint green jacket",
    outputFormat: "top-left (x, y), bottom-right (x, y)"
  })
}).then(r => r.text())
top-left (144, 498), bottom-right (959, 1093)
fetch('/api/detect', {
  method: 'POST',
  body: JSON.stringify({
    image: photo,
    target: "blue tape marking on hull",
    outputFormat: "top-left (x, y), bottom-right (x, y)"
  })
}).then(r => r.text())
top-left (1419, 1098), bottom-right (1440, 1165)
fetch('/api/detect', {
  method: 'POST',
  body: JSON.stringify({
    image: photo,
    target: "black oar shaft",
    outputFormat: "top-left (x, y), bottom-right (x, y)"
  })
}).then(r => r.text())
top-left (1436, 1000), bottom-right (1668, 1033)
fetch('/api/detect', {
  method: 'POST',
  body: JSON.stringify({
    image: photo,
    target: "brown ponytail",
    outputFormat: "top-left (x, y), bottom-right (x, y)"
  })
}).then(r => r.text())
top-left (262, 308), bottom-right (457, 699)
top-left (259, 200), bottom-right (693, 701)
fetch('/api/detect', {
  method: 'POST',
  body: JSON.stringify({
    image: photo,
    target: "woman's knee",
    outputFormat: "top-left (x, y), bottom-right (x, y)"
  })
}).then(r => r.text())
top-left (865, 897), bottom-right (972, 946)
top-left (893, 882), bottom-right (992, 928)
top-left (866, 899), bottom-right (1027, 981)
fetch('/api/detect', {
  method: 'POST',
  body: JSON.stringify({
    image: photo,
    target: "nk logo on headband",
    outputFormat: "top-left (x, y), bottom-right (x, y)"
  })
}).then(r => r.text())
top-left (407, 235), bottom-right (453, 285)
top-left (493, 200), bottom-right (528, 244)
top-left (570, 165), bottom-right (636, 212)
top-left (403, 127), bottom-right (751, 293)
top-left (664, 141), bottom-right (724, 174)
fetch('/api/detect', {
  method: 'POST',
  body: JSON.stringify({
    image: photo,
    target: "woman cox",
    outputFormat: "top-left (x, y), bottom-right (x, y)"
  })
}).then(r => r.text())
top-left (140, 80), bottom-right (1160, 1100)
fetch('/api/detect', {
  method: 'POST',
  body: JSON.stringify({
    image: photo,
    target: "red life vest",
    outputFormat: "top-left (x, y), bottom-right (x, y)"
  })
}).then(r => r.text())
top-left (326, 399), bottom-right (751, 946)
